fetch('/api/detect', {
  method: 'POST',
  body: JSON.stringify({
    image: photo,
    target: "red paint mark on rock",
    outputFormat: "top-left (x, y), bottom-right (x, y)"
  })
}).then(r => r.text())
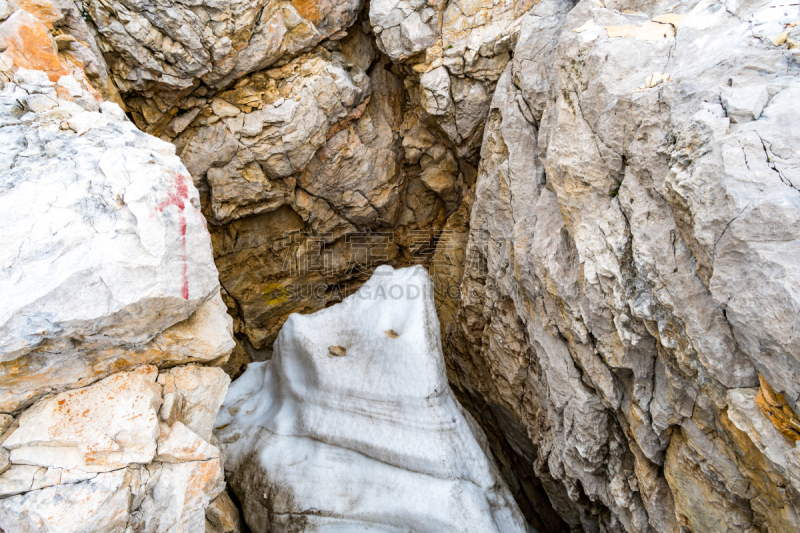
top-left (157, 174), bottom-right (191, 300)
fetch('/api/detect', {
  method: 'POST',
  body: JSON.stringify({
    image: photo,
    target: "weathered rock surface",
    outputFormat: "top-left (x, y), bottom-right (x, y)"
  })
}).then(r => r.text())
top-left (170, 44), bottom-right (471, 352)
top-left (216, 265), bottom-right (528, 532)
top-left (61, 0), bottom-right (475, 360)
top-left (0, 68), bottom-right (234, 412)
top-left (0, 364), bottom-right (232, 533)
top-left (86, 0), bottom-right (361, 94)
top-left (433, 0), bottom-right (800, 530)
top-left (0, 0), bottom-right (122, 102)
top-left (2, 0), bottom-right (800, 530)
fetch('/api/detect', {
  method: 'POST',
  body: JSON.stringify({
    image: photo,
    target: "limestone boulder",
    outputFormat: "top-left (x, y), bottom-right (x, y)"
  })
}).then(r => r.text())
top-left (4, 365), bottom-right (162, 472)
top-left (0, 469), bottom-right (133, 533)
top-left (0, 69), bottom-right (233, 412)
top-left (370, 0), bottom-right (438, 61)
top-left (174, 48), bottom-right (372, 224)
top-left (158, 365), bottom-right (231, 441)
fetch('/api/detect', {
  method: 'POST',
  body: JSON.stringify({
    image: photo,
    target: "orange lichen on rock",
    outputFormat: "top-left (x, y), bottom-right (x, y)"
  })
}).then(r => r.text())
top-left (755, 374), bottom-right (800, 442)
top-left (0, 10), bottom-right (69, 81)
top-left (14, 0), bottom-right (62, 29)
top-left (291, 0), bottom-right (322, 26)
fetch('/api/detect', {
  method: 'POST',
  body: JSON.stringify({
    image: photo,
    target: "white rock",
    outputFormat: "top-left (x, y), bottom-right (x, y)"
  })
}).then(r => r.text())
top-left (370, 0), bottom-right (438, 60)
top-left (99, 100), bottom-right (128, 121)
top-left (137, 459), bottom-right (225, 532)
top-left (149, 292), bottom-right (236, 364)
top-left (400, 11), bottom-right (437, 54)
top-left (420, 66), bottom-right (453, 116)
top-left (0, 0), bottom-right (14, 22)
top-left (0, 465), bottom-right (46, 497)
top-left (155, 421), bottom-right (219, 463)
top-left (159, 365), bottom-right (230, 441)
top-left (13, 68), bottom-right (50, 86)
top-left (57, 75), bottom-right (83, 97)
top-left (216, 265), bottom-right (527, 532)
top-left (66, 110), bottom-right (111, 133)
top-left (0, 469), bottom-right (131, 533)
top-left (23, 93), bottom-right (58, 112)
top-left (721, 85), bottom-right (770, 123)
top-left (0, 76), bottom-right (224, 411)
top-left (4, 366), bottom-right (162, 472)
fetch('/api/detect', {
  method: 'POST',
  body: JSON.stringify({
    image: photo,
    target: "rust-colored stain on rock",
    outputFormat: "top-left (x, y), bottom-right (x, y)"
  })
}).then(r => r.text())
top-left (0, 11), bottom-right (69, 81)
top-left (756, 374), bottom-right (800, 442)
top-left (290, 0), bottom-right (322, 25)
top-left (14, 0), bottom-right (62, 29)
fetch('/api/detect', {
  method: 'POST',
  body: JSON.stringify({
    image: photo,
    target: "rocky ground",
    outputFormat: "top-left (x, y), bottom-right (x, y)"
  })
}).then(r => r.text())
top-left (1, 0), bottom-right (799, 531)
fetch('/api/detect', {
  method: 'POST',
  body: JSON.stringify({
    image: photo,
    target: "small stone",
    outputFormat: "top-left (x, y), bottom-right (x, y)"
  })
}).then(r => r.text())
top-left (771, 31), bottom-right (790, 46)
top-left (54, 34), bottom-right (76, 51)
top-left (205, 490), bottom-right (245, 533)
top-left (385, 330), bottom-right (399, 338)
top-left (0, 447), bottom-right (9, 476)
top-left (0, 0), bottom-right (14, 22)
top-left (0, 415), bottom-right (13, 435)
top-left (23, 93), bottom-right (58, 112)
top-left (66, 111), bottom-right (110, 134)
top-left (328, 345), bottom-right (347, 357)
top-left (160, 392), bottom-right (184, 426)
top-left (155, 421), bottom-right (219, 463)
top-left (99, 101), bottom-right (127, 122)
top-left (57, 75), bottom-right (83, 97)
top-left (211, 98), bottom-right (240, 118)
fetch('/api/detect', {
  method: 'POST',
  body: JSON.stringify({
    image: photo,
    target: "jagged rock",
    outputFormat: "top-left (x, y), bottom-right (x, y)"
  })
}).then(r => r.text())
top-left (435, 0), bottom-right (800, 530)
top-left (0, 10), bottom-right (68, 82)
top-left (2, 0), bottom-right (799, 530)
top-left (755, 373), bottom-right (800, 442)
top-left (206, 490), bottom-right (246, 533)
top-left (216, 265), bottom-right (528, 532)
top-left (0, 0), bottom-right (121, 102)
top-left (370, 0), bottom-right (438, 61)
top-left (0, 469), bottom-right (133, 533)
top-left (203, 52), bottom-right (469, 351)
top-left (158, 365), bottom-right (231, 442)
top-left (0, 364), bottom-right (230, 532)
top-left (133, 458), bottom-right (226, 532)
top-left (83, 0), bottom-right (361, 95)
top-left (174, 48), bottom-right (371, 224)
top-left (156, 421), bottom-right (220, 463)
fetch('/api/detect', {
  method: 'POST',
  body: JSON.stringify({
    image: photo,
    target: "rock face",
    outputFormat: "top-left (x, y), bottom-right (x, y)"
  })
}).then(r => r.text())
top-left (0, 4), bottom-right (241, 530)
top-left (85, 0), bottom-right (362, 95)
top-left (215, 265), bottom-right (528, 532)
top-left (433, 0), bottom-right (800, 531)
top-left (3, 0), bottom-right (800, 530)
top-left (84, 9), bottom-right (476, 354)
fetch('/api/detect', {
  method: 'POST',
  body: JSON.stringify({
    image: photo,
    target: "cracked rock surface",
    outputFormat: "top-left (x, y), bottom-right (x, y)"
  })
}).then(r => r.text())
top-left (433, 0), bottom-right (800, 530)
top-left (3, 0), bottom-right (800, 530)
